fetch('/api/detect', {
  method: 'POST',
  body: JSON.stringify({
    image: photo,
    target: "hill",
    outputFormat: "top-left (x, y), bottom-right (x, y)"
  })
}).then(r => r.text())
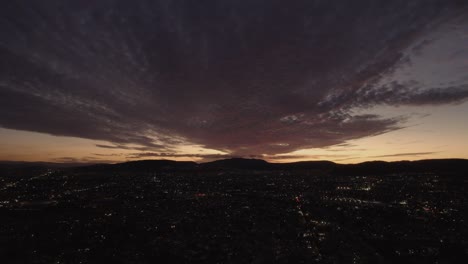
top-left (2, 158), bottom-right (468, 176)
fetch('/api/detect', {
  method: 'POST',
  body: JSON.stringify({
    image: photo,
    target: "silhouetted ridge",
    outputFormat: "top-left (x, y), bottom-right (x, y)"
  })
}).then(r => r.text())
top-left (116, 160), bottom-right (197, 170)
top-left (202, 158), bottom-right (272, 170)
top-left (76, 160), bottom-right (197, 173)
top-left (334, 159), bottom-right (468, 176)
top-left (4, 158), bottom-right (468, 176)
top-left (275, 160), bottom-right (337, 171)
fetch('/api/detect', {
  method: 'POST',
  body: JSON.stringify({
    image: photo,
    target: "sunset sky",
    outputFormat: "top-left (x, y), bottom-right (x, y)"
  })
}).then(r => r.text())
top-left (1, 1), bottom-right (467, 164)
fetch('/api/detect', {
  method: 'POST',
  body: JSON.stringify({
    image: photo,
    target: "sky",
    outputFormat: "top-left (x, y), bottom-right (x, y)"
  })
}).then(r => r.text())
top-left (0, 1), bottom-right (467, 164)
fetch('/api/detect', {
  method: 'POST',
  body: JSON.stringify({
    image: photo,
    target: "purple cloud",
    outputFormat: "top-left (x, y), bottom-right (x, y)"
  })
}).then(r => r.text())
top-left (0, 1), bottom-right (467, 156)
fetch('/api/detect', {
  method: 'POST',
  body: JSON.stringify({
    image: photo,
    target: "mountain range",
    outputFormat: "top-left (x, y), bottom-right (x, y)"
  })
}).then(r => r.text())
top-left (2, 158), bottom-right (466, 177)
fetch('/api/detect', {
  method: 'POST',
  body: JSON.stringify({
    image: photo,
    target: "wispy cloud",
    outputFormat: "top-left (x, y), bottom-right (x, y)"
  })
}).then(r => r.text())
top-left (0, 1), bottom-right (466, 157)
top-left (368, 152), bottom-right (438, 158)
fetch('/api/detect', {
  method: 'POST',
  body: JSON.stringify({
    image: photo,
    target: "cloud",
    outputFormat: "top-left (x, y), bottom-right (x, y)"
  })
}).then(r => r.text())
top-left (0, 1), bottom-right (467, 156)
top-left (95, 144), bottom-right (126, 150)
top-left (95, 144), bottom-right (159, 151)
top-left (349, 83), bottom-right (468, 107)
top-left (124, 152), bottom-right (348, 162)
top-left (368, 152), bottom-right (437, 158)
top-left (125, 152), bottom-right (246, 162)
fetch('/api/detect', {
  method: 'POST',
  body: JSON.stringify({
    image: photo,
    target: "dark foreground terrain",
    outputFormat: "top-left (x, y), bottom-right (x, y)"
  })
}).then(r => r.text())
top-left (0, 159), bottom-right (467, 263)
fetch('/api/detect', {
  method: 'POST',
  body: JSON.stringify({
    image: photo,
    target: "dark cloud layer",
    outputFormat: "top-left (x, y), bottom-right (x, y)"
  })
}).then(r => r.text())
top-left (1, 1), bottom-right (467, 156)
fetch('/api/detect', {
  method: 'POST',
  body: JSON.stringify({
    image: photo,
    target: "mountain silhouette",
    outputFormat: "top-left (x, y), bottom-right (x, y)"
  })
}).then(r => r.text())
top-left (202, 158), bottom-right (271, 170)
top-left (2, 158), bottom-right (468, 176)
